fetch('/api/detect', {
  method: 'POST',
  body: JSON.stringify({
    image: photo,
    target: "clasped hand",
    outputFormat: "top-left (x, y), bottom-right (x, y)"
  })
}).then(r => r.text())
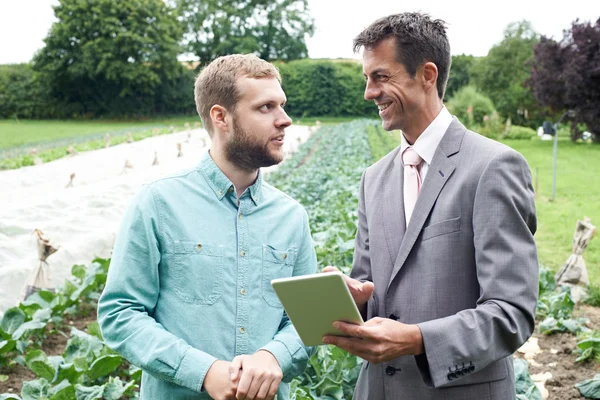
top-left (204, 350), bottom-right (282, 400)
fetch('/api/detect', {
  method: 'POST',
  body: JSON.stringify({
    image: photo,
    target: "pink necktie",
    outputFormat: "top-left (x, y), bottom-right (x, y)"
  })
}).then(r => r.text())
top-left (402, 147), bottom-right (423, 225)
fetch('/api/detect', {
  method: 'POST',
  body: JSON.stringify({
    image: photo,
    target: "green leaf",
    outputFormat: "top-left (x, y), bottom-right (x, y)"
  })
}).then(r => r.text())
top-left (74, 384), bottom-right (104, 400)
top-left (12, 320), bottom-right (47, 341)
top-left (26, 350), bottom-right (56, 381)
top-left (21, 378), bottom-right (50, 400)
top-left (576, 347), bottom-right (593, 363)
top-left (32, 308), bottom-right (52, 323)
top-left (71, 265), bottom-right (86, 281)
top-left (56, 362), bottom-right (82, 385)
top-left (62, 280), bottom-right (78, 298)
top-left (0, 394), bottom-right (22, 400)
top-left (0, 340), bottom-right (16, 355)
top-left (102, 377), bottom-right (135, 400)
top-left (85, 323), bottom-right (102, 341)
top-left (63, 328), bottom-right (103, 363)
top-left (128, 364), bottom-right (142, 381)
top-left (0, 374), bottom-right (8, 382)
top-left (87, 355), bottom-right (123, 381)
top-left (49, 379), bottom-right (75, 400)
top-left (575, 373), bottom-right (600, 399)
top-left (1, 307), bottom-right (26, 335)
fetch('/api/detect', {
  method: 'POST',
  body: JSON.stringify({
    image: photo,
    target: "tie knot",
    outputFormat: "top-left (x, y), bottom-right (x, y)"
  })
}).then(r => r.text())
top-left (402, 147), bottom-right (422, 167)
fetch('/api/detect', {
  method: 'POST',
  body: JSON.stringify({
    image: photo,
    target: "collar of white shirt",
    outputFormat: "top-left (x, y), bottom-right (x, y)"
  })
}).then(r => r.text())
top-left (400, 106), bottom-right (453, 167)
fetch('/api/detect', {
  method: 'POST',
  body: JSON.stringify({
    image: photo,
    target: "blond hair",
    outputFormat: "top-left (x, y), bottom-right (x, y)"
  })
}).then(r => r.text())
top-left (194, 54), bottom-right (281, 136)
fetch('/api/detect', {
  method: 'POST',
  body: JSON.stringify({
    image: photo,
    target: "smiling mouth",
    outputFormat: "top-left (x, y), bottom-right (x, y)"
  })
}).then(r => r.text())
top-left (377, 103), bottom-right (391, 112)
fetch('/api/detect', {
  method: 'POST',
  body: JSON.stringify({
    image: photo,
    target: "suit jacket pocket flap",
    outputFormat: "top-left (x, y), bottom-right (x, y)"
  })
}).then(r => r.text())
top-left (422, 217), bottom-right (461, 241)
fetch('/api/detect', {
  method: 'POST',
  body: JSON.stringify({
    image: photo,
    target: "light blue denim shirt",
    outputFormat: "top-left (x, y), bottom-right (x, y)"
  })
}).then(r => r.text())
top-left (98, 151), bottom-right (317, 399)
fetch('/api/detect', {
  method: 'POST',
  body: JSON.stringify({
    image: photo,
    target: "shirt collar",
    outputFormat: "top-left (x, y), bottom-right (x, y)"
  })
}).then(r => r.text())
top-left (198, 150), bottom-right (262, 205)
top-left (400, 106), bottom-right (453, 165)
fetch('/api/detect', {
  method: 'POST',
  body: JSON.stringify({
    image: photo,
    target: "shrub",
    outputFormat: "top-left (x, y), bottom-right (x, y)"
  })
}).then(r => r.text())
top-left (446, 86), bottom-right (497, 131)
top-left (504, 125), bottom-right (537, 140)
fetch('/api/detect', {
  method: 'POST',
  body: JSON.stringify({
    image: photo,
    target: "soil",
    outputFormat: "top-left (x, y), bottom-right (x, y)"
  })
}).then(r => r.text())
top-left (1, 304), bottom-right (599, 398)
top-left (515, 304), bottom-right (600, 400)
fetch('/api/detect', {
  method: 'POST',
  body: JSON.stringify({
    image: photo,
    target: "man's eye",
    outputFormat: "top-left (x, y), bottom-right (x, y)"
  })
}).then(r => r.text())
top-left (377, 75), bottom-right (389, 81)
top-left (260, 104), bottom-right (273, 111)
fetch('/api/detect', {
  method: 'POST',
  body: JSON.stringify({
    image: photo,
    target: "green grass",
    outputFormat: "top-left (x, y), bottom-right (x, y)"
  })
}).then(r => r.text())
top-left (502, 138), bottom-right (600, 284)
top-left (0, 116), bottom-right (200, 149)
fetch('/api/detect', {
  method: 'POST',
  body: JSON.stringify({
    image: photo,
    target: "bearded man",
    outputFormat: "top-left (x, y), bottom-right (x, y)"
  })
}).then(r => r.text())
top-left (98, 54), bottom-right (317, 400)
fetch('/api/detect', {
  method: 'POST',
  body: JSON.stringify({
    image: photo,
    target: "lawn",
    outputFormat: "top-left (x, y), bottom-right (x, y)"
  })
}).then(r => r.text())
top-left (504, 138), bottom-right (600, 284)
top-left (0, 116), bottom-right (200, 149)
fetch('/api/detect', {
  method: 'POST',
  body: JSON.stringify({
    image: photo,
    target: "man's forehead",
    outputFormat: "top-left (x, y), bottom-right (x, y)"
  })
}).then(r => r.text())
top-left (237, 76), bottom-right (285, 102)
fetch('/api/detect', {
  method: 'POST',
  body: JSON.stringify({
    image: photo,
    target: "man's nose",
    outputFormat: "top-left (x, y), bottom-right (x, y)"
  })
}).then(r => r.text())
top-left (276, 109), bottom-right (292, 129)
top-left (364, 80), bottom-right (380, 101)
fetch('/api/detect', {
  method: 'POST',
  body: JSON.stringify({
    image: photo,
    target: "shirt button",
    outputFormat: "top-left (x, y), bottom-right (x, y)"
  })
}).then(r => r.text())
top-left (239, 327), bottom-right (245, 333)
top-left (217, 190), bottom-right (223, 196)
top-left (240, 251), bottom-right (246, 257)
top-left (239, 214), bottom-right (243, 220)
top-left (240, 289), bottom-right (246, 295)
top-left (282, 253), bottom-right (287, 259)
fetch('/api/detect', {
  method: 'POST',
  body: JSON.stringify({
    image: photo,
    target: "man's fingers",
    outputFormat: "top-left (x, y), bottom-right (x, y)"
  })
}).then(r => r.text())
top-left (322, 335), bottom-right (372, 360)
top-left (230, 356), bottom-right (243, 381)
top-left (267, 377), bottom-right (280, 399)
top-left (255, 379), bottom-right (272, 400)
top-left (333, 321), bottom-right (374, 339)
top-left (245, 372), bottom-right (263, 400)
top-left (322, 266), bottom-right (339, 273)
top-left (236, 369), bottom-right (253, 400)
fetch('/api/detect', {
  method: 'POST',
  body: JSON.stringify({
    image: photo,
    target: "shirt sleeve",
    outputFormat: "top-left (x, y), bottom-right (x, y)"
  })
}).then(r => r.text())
top-left (260, 208), bottom-right (318, 382)
top-left (97, 184), bottom-right (217, 393)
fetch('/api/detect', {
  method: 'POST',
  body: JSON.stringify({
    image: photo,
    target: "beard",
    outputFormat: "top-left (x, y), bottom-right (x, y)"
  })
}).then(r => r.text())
top-left (224, 116), bottom-right (283, 172)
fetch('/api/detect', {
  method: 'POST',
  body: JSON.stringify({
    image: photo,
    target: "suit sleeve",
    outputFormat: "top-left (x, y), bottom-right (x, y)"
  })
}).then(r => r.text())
top-left (416, 149), bottom-right (539, 388)
top-left (350, 170), bottom-right (373, 320)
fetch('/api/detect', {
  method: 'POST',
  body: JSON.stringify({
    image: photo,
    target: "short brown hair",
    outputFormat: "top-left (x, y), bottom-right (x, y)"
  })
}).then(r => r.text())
top-left (194, 54), bottom-right (281, 135)
top-left (353, 13), bottom-right (451, 100)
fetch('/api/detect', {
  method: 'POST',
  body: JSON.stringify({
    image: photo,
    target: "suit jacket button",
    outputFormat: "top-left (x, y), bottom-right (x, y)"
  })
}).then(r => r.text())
top-left (388, 314), bottom-right (398, 320)
top-left (385, 366), bottom-right (396, 376)
top-left (456, 368), bottom-right (463, 376)
top-left (447, 372), bottom-right (455, 381)
top-left (469, 365), bottom-right (475, 373)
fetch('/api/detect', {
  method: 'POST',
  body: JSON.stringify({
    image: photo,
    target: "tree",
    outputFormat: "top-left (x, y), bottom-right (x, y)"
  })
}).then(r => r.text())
top-left (471, 20), bottom-right (541, 127)
top-left (176, 0), bottom-right (315, 66)
top-left (33, 0), bottom-right (183, 117)
top-left (529, 18), bottom-right (600, 142)
top-left (445, 54), bottom-right (476, 101)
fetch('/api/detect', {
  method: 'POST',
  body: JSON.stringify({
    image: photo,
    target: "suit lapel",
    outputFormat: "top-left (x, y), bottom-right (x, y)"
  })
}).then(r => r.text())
top-left (387, 119), bottom-right (466, 289)
top-left (381, 148), bottom-right (405, 266)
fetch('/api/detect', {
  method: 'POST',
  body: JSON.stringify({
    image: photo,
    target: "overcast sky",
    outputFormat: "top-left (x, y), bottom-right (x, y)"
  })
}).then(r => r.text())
top-left (0, 0), bottom-right (598, 64)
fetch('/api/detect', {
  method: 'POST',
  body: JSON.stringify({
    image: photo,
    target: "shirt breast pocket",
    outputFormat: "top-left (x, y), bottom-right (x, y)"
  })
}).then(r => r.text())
top-left (172, 240), bottom-right (224, 305)
top-left (261, 245), bottom-right (297, 308)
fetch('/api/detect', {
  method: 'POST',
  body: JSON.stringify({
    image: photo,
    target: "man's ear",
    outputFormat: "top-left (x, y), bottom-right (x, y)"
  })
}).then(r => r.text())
top-left (209, 105), bottom-right (229, 133)
top-left (421, 62), bottom-right (439, 93)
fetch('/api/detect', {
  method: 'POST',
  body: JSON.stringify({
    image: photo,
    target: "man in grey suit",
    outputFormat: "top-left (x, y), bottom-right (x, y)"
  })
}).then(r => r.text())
top-left (322, 12), bottom-right (539, 399)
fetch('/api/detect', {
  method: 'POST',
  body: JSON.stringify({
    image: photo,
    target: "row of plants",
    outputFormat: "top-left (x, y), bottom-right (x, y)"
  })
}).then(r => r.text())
top-left (269, 120), bottom-right (379, 399)
top-left (536, 266), bottom-right (600, 398)
top-left (0, 259), bottom-right (141, 399)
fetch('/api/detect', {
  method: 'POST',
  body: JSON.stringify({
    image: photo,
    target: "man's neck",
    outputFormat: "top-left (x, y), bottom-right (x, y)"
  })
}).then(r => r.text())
top-left (403, 102), bottom-right (444, 145)
top-left (209, 149), bottom-right (258, 199)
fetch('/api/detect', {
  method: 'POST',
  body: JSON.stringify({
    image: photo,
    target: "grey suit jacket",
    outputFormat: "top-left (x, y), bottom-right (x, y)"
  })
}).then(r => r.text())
top-left (351, 119), bottom-right (538, 400)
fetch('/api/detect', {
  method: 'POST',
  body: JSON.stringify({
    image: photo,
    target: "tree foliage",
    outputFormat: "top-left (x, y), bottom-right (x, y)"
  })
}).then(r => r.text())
top-left (445, 54), bottom-right (476, 100)
top-left (528, 18), bottom-right (600, 141)
top-left (176, 0), bottom-right (315, 66)
top-left (471, 20), bottom-right (541, 127)
top-left (32, 0), bottom-right (184, 117)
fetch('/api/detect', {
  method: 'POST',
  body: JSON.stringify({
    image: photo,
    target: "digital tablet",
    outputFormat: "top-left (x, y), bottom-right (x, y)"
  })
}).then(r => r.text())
top-left (271, 271), bottom-right (364, 346)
